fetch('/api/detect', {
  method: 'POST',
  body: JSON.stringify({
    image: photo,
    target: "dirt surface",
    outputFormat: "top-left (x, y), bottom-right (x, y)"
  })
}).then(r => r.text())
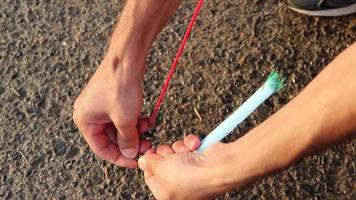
top-left (1, 0), bottom-right (355, 199)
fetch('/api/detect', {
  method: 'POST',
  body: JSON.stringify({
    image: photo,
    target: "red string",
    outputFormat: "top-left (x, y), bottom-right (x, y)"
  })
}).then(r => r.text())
top-left (149, 0), bottom-right (204, 126)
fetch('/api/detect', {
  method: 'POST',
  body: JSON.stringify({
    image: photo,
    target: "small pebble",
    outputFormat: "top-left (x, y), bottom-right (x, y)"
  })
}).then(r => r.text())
top-left (54, 140), bottom-right (66, 156)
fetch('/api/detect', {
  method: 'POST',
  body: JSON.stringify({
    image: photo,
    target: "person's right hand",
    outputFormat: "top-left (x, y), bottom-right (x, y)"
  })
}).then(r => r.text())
top-left (73, 54), bottom-right (150, 168)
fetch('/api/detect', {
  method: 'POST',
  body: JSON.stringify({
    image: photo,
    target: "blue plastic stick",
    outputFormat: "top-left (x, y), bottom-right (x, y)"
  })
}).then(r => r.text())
top-left (197, 71), bottom-right (285, 153)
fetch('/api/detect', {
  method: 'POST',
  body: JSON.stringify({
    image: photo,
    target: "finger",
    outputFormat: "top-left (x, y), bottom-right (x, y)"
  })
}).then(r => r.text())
top-left (73, 111), bottom-right (137, 167)
top-left (184, 134), bottom-right (201, 151)
top-left (114, 121), bottom-right (140, 159)
top-left (104, 123), bottom-right (117, 144)
top-left (156, 145), bottom-right (174, 157)
top-left (79, 124), bottom-right (137, 168)
top-left (139, 139), bottom-right (152, 154)
top-left (138, 154), bottom-right (161, 172)
top-left (172, 140), bottom-right (189, 153)
top-left (148, 116), bottom-right (156, 127)
top-left (144, 148), bottom-right (156, 155)
top-left (138, 123), bottom-right (149, 135)
top-left (138, 116), bottom-right (150, 134)
top-left (114, 154), bottom-right (138, 168)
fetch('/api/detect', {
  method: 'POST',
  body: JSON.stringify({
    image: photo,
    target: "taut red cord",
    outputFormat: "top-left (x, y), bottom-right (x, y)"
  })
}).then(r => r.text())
top-left (150, 0), bottom-right (204, 126)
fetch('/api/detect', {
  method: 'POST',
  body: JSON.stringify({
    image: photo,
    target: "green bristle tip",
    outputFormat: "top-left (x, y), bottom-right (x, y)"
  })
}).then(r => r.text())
top-left (266, 71), bottom-right (286, 92)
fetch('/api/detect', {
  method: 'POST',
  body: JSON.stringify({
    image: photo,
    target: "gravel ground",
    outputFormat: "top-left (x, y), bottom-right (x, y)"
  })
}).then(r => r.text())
top-left (1, 0), bottom-right (355, 199)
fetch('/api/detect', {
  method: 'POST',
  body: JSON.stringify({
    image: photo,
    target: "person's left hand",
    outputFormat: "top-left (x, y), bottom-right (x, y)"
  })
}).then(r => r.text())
top-left (138, 135), bottom-right (232, 200)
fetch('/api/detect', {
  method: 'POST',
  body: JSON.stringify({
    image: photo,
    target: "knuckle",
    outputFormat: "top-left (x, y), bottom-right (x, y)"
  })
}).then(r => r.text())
top-left (73, 95), bottom-right (83, 111)
top-left (120, 136), bottom-right (136, 144)
top-left (73, 99), bottom-right (79, 110)
top-left (72, 110), bottom-right (81, 125)
top-left (72, 100), bottom-right (84, 125)
top-left (156, 145), bottom-right (170, 152)
top-left (117, 135), bottom-right (138, 147)
top-left (114, 118), bottom-right (135, 129)
top-left (171, 143), bottom-right (178, 150)
top-left (72, 108), bottom-right (86, 126)
top-left (181, 152), bottom-right (205, 167)
top-left (112, 113), bottom-right (138, 128)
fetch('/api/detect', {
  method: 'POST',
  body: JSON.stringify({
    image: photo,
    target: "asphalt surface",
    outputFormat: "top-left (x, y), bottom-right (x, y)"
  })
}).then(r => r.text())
top-left (0, 0), bottom-right (355, 199)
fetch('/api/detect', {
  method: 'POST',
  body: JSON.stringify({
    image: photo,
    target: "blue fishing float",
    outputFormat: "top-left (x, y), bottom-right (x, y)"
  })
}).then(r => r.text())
top-left (197, 71), bottom-right (286, 153)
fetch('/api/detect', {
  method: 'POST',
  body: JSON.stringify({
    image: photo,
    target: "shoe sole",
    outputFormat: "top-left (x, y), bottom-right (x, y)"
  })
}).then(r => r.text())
top-left (288, 3), bottom-right (356, 16)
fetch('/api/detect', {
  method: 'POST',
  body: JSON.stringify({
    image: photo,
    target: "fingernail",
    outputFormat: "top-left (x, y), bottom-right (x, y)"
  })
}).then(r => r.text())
top-left (121, 148), bottom-right (137, 159)
top-left (189, 140), bottom-right (198, 150)
top-left (138, 157), bottom-right (146, 170)
top-left (188, 140), bottom-right (195, 147)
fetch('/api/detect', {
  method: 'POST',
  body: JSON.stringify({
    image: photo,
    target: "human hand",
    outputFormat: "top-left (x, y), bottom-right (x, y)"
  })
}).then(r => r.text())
top-left (73, 54), bottom-right (150, 168)
top-left (138, 135), bottom-right (234, 200)
top-left (72, 0), bottom-right (184, 168)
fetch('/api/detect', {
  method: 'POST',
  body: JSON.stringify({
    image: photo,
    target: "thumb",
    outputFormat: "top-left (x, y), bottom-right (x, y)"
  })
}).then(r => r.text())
top-left (113, 120), bottom-right (140, 159)
top-left (138, 155), bottom-right (163, 199)
top-left (138, 154), bottom-right (161, 172)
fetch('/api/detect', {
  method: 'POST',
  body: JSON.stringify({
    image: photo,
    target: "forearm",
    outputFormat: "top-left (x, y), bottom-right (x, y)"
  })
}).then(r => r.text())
top-left (106, 0), bottom-right (181, 70)
top-left (287, 42), bottom-right (356, 154)
top-left (223, 42), bottom-right (356, 190)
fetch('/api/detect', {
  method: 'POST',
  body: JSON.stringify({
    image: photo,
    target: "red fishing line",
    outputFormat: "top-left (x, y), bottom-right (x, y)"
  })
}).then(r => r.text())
top-left (150, 0), bottom-right (204, 125)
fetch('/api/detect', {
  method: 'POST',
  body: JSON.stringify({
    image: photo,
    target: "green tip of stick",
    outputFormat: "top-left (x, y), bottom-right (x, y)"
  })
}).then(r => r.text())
top-left (266, 71), bottom-right (286, 92)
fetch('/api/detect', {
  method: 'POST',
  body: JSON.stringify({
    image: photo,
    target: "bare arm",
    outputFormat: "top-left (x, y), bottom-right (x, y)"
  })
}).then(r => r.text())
top-left (223, 42), bottom-right (356, 189)
top-left (107, 0), bottom-right (182, 68)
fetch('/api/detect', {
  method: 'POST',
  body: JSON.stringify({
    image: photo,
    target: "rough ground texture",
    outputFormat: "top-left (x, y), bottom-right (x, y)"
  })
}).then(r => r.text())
top-left (1, 0), bottom-right (355, 199)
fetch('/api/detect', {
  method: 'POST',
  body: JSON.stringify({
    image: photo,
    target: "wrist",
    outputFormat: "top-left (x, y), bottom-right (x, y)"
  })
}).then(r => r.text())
top-left (196, 144), bottom-right (235, 197)
top-left (220, 107), bottom-right (314, 190)
top-left (107, 34), bottom-right (150, 68)
top-left (105, 33), bottom-right (149, 71)
top-left (100, 52), bottom-right (146, 85)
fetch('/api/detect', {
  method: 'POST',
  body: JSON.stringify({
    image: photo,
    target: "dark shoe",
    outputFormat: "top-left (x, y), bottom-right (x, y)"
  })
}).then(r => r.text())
top-left (287, 0), bottom-right (356, 16)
